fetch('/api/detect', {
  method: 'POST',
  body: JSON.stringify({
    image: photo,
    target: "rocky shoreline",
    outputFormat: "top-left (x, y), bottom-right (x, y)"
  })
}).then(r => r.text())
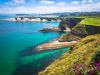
top-left (36, 40), bottom-right (78, 51)
top-left (1, 17), bottom-right (61, 22)
top-left (36, 18), bottom-right (82, 51)
top-left (39, 27), bottom-right (60, 32)
top-left (38, 17), bottom-right (100, 75)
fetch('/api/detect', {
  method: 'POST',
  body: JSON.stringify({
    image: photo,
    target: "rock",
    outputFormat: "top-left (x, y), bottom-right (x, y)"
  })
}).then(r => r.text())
top-left (59, 18), bottom-right (83, 32)
top-left (71, 24), bottom-right (100, 37)
top-left (39, 27), bottom-right (60, 32)
top-left (71, 24), bottom-right (87, 37)
top-left (85, 25), bottom-right (100, 35)
top-left (35, 40), bottom-right (78, 51)
top-left (58, 33), bottom-right (81, 42)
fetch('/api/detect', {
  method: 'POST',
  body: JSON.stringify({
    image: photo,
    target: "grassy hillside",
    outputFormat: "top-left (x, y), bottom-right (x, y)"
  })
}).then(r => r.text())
top-left (39, 34), bottom-right (100, 75)
top-left (80, 17), bottom-right (100, 26)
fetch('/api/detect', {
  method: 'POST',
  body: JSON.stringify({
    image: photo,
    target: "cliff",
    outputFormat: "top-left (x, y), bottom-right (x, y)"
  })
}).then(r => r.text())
top-left (39, 34), bottom-right (100, 75)
top-left (39, 18), bottom-right (83, 33)
top-left (59, 18), bottom-right (83, 32)
top-left (80, 17), bottom-right (100, 35)
top-left (38, 17), bottom-right (100, 75)
top-left (58, 17), bottom-right (100, 42)
top-left (58, 33), bottom-right (81, 42)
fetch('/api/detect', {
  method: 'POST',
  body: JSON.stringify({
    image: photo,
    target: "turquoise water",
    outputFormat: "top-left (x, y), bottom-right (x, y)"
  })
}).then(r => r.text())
top-left (0, 17), bottom-right (70, 75)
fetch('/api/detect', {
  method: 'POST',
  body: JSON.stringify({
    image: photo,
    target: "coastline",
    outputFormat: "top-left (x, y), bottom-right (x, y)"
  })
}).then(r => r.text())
top-left (36, 40), bottom-right (78, 51)
top-left (0, 18), bottom-right (61, 22)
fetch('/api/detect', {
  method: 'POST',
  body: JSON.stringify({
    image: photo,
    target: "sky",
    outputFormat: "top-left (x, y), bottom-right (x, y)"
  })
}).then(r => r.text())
top-left (0, 0), bottom-right (100, 14)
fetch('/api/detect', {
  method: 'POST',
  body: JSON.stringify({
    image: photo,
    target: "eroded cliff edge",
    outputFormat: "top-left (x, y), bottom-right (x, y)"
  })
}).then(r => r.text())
top-left (38, 17), bottom-right (100, 75)
top-left (36, 18), bottom-right (83, 51)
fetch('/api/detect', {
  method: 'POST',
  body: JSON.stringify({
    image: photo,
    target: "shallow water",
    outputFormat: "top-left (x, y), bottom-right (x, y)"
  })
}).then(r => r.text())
top-left (0, 16), bottom-right (70, 75)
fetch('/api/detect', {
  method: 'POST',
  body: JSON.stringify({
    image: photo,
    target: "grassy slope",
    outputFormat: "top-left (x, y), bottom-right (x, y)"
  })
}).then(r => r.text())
top-left (80, 17), bottom-right (100, 26)
top-left (39, 34), bottom-right (100, 75)
top-left (60, 16), bottom-right (100, 26)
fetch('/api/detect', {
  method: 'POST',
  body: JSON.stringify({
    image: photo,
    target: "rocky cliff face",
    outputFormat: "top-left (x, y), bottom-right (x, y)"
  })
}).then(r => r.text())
top-left (71, 24), bottom-right (87, 37)
top-left (58, 18), bottom-right (100, 42)
top-left (71, 24), bottom-right (100, 36)
top-left (86, 25), bottom-right (100, 35)
top-left (59, 18), bottom-right (83, 32)
top-left (58, 33), bottom-right (81, 42)
top-left (38, 18), bottom-right (100, 75)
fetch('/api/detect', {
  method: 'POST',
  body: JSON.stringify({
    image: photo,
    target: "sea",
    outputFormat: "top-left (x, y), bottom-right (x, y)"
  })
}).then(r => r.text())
top-left (0, 14), bottom-right (70, 75)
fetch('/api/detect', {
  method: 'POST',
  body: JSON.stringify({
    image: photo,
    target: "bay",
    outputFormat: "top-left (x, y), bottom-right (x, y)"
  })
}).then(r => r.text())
top-left (0, 16), bottom-right (70, 75)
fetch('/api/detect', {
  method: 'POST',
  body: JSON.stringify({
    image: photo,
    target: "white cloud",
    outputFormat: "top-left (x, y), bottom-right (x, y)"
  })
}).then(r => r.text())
top-left (82, 0), bottom-right (93, 3)
top-left (88, 0), bottom-right (93, 3)
top-left (40, 0), bottom-right (55, 5)
top-left (13, 0), bottom-right (25, 4)
top-left (0, 1), bottom-right (100, 14)
top-left (57, 2), bottom-right (66, 6)
top-left (72, 1), bottom-right (80, 5)
top-left (4, 0), bottom-right (25, 7)
top-left (81, 0), bottom-right (87, 3)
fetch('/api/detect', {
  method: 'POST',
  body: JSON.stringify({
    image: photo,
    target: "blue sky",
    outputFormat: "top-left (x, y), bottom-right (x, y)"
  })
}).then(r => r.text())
top-left (0, 0), bottom-right (100, 14)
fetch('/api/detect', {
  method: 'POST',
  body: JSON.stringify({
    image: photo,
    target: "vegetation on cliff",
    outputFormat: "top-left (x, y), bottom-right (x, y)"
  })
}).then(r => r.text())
top-left (56, 16), bottom-right (100, 43)
top-left (39, 34), bottom-right (100, 75)
top-left (80, 17), bottom-right (100, 26)
top-left (58, 33), bottom-right (81, 42)
top-left (71, 24), bottom-right (87, 37)
top-left (79, 17), bottom-right (100, 35)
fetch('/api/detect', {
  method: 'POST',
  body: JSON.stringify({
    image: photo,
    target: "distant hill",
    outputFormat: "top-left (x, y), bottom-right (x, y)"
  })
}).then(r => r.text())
top-left (16, 12), bottom-right (100, 17)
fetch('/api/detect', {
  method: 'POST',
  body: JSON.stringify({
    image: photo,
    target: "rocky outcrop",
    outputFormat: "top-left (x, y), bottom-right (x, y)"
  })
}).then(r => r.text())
top-left (39, 18), bottom-right (100, 50)
top-left (71, 24), bottom-right (100, 37)
top-left (36, 40), bottom-right (78, 51)
top-left (39, 27), bottom-right (60, 32)
top-left (71, 24), bottom-right (87, 37)
top-left (58, 33), bottom-right (81, 42)
top-left (59, 18), bottom-right (83, 32)
top-left (39, 18), bottom-right (83, 33)
top-left (86, 25), bottom-right (100, 35)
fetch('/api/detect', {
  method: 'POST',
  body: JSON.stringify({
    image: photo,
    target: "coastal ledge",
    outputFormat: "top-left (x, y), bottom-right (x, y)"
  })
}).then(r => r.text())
top-left (39, 27), bottom-right (71, 32)
top-left (39, 27), bottom-right (60, 32)
top-left (35, 40), bottom-right (78, 51)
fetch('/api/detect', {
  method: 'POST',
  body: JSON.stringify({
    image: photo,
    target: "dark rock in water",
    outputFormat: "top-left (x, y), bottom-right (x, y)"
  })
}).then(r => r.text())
top-left (13, 47), bottom-right (57, 75)
top-left (13, 54), bottom-right (56, 75)
top-left (39, 27), bottom-right (60, 32)
top-left (19, 46), bottom-right (34, 57)
top-left (19, 46), bottom-right (38, 57)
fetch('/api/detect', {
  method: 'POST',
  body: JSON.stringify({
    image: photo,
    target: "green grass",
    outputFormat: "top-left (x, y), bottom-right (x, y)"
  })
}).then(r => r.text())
top-left (39, 34), bottom-right (100, 75)
top-left (75, 16), bottom-right (90, 18)
top-left (80, 17), bottom-right (100, 26)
